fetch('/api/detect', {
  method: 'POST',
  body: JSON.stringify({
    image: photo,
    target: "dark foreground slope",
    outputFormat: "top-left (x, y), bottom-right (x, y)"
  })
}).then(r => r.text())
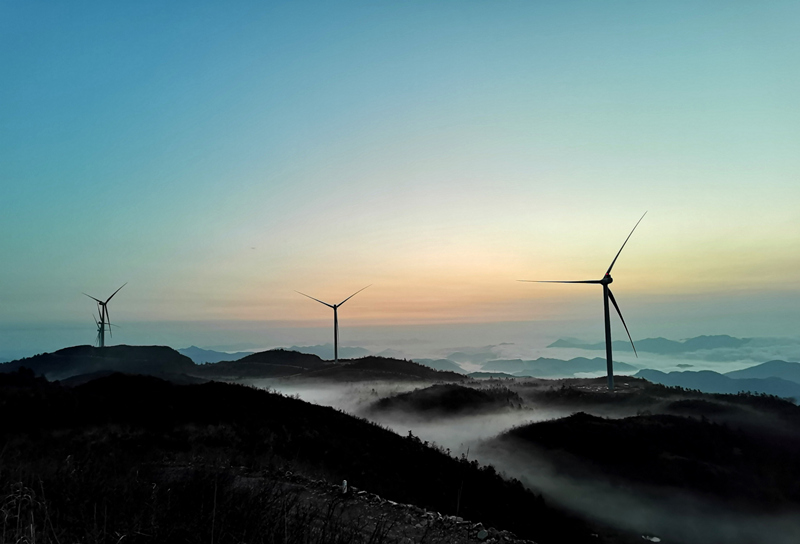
top-left (0, 369), bottom-right (606, 544)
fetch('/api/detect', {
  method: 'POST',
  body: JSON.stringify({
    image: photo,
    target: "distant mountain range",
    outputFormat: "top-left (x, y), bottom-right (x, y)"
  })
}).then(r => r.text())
top-left (178, 345), bottom-right (253, 364)
top-left (446, 349), bottom-right (503, 365)
top-left (549, 335), bottom-right (750, 354)
top-left (636, 364), bottom-right (800, 400)
top-left (725, 360), bottom-right (800, 383)
top-left (481, 357), bottom-right (637, 378)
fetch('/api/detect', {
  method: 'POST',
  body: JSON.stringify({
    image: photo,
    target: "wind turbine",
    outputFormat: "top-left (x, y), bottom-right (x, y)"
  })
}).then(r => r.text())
top-left (295, 285), bottom-right (371, 363)
top-left (83, 283), bottom-right (127, 348)
top-left (520, 213), bottom-right (646, 391)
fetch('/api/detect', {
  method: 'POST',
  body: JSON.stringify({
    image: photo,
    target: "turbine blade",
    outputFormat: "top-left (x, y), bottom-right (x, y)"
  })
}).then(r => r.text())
top-left (295, 291), bottom-right (334, 308)
top-left (105, 282), bottom-right (127, 303)
top-left (83, 293), bottom-right (103, 303)
top-left (607, 288), bottom-right (637, 357)
top-left (337, 284), bottom-right (371, 306)
top-left (518, 280), bottom-right (603, 284)
top-left (606, 212), bottom-right (647, 275)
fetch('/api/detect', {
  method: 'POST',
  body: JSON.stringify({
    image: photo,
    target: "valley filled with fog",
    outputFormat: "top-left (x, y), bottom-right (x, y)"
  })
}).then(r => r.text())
top-left (262, 373), bottom-right (800, 544)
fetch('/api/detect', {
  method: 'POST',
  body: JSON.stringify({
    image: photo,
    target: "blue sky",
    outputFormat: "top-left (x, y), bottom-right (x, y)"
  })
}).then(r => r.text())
top-left (2, 1), bottom-right (798, 351)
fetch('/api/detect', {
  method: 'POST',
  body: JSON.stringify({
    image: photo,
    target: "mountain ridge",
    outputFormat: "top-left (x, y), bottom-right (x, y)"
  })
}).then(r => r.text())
top-left (636, 368), bottom-right (800, 400)
top-left (549, 334), bottom-right (751, 354)
top-left (0, 346), bottom-right (464, 384)
top-left (725, 360), bottom-right (800, 384)
top-left (482, 356), bottom-right (637, 377)
top-left (178, 345), bottom-right (253, 364)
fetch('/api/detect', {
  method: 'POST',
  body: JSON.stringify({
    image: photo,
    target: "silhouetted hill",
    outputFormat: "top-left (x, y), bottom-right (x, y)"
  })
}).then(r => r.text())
top-left (288, 343), bottom-right (371, 359)
top-left (297, 356), bottom-right (465, 382)
top-left (549, 335), bottom-right (750, 354)
top-left (412, 358), bottom-right (466, 374)
top-left (192, 348), bottom-right (329, 379)
top-left (682, 335), bottom-right (750, 351)
top-left (370, 384), bottom-right (523, 417)
top-left (375, 348), bottom-right (406, 358)
top-left (0, 345), bottom-right (196, 380)
top-left (237, 349), bottom-right (327, 367)
top-left (515, 376), bottom-right (800, 427)
top-left (0, 372), bottom-right (598, 544)
top-left (2, 347), bottom-right (468, 384)
top-left (636, 369), bottom-right (800, 400)
top-left (469, 371), bottom-right (515, 379)
top-left (178, 345), bottom-right (253, 364)
top-left (726, 360), bottom-right (800, 384)
top-left (481, 357), bottom-right (637, 377)
top-left (489, 411), bottom-right (800, 507)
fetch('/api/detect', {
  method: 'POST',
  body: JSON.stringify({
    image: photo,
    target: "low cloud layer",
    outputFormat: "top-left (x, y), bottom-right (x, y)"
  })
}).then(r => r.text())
top-left (263, 379), bottom-right (800, 544)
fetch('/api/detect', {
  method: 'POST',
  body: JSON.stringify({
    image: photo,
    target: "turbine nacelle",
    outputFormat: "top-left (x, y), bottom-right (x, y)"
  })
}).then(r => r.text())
top-left (602, 274), bottom-right (613, 285)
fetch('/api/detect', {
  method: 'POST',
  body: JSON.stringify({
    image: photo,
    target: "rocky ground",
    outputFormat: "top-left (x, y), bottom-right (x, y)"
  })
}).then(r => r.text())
top-left (166, 465), bottom-right (537, 544)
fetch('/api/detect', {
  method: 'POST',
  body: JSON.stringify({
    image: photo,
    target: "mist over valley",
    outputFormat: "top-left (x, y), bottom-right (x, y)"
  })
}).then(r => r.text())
top-left (4, 332), bottom-right (800, 543)
top-left (4, 1), bottom-right (799, 541)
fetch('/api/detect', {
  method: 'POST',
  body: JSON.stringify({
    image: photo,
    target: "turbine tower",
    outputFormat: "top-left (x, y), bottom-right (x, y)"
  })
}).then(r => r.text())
top-left (520, 213), bottom-right (646, 391)
top-left (295, 285), bottom-right (371, 363)
top-left (84, 283), bottom-right (127, 348)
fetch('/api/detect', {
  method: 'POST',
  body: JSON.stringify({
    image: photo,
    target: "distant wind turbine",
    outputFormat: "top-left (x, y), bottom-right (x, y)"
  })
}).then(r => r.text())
top-left (295, 285), bottom-right (371, 363)
top-left (520, 213), bottom-right (646, 391)
top-left (83, 283), bottom-right (127, 348)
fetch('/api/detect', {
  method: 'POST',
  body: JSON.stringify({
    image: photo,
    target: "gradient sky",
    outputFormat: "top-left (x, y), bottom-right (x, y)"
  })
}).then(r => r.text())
top-left (2, 1), bottom-right (799, 351)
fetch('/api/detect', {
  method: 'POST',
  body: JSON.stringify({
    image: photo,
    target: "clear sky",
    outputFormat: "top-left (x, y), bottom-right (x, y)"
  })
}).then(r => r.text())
top-left (2, 1), bottom-right (799, 352)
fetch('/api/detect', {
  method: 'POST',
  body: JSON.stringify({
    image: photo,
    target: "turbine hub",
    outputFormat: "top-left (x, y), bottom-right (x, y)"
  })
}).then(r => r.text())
top-left (603, 274), bottom-right (613, 285)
